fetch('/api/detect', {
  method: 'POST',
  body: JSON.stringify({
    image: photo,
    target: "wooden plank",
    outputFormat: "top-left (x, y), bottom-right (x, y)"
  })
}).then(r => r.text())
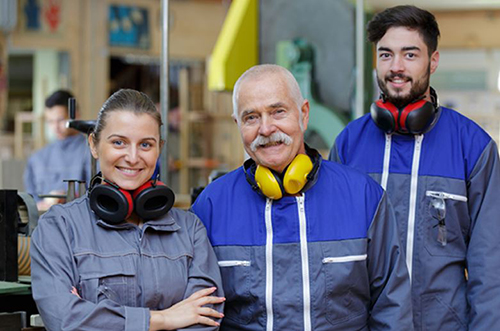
top-left (435, 10), bottom-right (500, 48)
top-left (179, 68), bottom-right (190, 195)
top-left (169, 0), bottom-right (228, 60)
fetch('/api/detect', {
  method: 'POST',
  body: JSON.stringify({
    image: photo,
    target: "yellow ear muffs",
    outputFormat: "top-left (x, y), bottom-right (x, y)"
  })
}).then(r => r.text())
top-left (283, 154), bottom-right (313, 194)
top-left (255, 165), bottom-right (284, 200)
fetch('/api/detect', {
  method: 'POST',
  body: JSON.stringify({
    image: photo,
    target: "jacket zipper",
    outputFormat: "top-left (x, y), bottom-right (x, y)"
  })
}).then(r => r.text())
top-left (381, 133), bottom-right (392, 190)
top-left (265, 199), bottom-right (274, 331)
top-left (406, 134), bottom-right (424, 282)
top-left (297, 195), bottom-right (312, 331)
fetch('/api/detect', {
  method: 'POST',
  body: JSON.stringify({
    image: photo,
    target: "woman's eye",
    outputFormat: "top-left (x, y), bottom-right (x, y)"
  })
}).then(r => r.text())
top-left (141, 142), bottom-right (152, 149)
top-left (112, 140), bottom-right (124, 146)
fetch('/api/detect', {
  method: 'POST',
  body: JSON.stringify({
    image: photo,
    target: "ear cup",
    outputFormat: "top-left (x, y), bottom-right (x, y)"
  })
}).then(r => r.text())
top-left (401, 100), bottom-right (435, 134)
top-left (255, 165), bottom-right (284, 200)
top-left (283, 154), bottom-right (313, 194)
top-left (132, 180), bottom-right (175, 220)
top-left (89, 184), bottom-right (134, 225)
top-left (370, 100), bottom-right (399, 133)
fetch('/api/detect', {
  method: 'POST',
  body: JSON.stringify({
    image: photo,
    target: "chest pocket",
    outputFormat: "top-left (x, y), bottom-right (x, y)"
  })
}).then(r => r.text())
top-left (76, 254), bottom-right (137, 307)
top-left (214, 246), bottom-right (256, 325)
top-left (423, 190), bottom-right (469, 258)
top-left (320, 241), bottom-right (369, 326)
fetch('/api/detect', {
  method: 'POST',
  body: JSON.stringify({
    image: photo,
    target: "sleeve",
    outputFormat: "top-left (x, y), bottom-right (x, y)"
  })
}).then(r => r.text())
top-left (367, 192), bottom-right (414, 330)
top-left (179, 214), bottom-right (224, 331)
top-left (30, 213), bottom-right (150, 331)
top-left (23, 156), bottom-right (40, 202)
top-left (465, 140), bottom-right (500, 329)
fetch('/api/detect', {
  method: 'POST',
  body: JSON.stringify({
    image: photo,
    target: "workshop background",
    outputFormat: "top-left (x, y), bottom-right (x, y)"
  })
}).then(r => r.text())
top-left (1, 0), bottom-right (500, 329)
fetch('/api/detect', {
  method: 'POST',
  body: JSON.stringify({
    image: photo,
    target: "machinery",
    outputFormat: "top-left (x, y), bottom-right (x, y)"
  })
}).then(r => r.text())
top-left (277, 38), bottom-right (348, 151)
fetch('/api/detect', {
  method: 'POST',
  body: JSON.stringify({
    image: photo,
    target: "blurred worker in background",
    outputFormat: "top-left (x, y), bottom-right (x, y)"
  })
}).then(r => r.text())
top-left (23, 90), bottom-right (92, 210)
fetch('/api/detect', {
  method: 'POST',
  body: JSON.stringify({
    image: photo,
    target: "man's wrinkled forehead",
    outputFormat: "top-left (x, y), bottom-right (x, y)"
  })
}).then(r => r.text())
top-left (237, 72), bottom-right (286, 104)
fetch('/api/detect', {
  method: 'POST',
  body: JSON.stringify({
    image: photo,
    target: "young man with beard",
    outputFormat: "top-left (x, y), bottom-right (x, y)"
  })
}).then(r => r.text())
top-left (329, 6), bottom-right (500, 330)
top-left (192, 64), bottom-right (413, 330)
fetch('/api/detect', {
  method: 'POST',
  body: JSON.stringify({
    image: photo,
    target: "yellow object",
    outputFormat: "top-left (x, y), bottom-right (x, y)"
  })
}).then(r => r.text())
top-left (254, 154), bottom-right (313, 200)
top-left (283, 154), bottom-right (313, 194)
top-left (208, 0), bottom-right (258, 91)
top-left (255, 165), bottom-right (283, 200)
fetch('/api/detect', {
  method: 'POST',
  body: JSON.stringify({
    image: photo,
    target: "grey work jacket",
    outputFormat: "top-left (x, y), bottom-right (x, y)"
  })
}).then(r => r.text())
top-left (30, 196), bottom-right (223, 331)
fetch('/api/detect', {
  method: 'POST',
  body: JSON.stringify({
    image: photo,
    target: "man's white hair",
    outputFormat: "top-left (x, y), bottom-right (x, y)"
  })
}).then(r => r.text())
top-left (232, 64), bottom-right (304, 121)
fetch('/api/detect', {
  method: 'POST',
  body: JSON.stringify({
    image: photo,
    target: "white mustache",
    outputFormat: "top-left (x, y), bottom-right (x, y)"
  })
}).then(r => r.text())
top-left (250, 131), bottom-right (293, 152)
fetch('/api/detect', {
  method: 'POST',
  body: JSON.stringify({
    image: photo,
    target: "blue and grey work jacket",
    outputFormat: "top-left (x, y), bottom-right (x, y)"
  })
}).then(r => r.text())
top-left (330, 106), bottom-right (500, 330)
top-left (30, 196), bottom-right (223, 331)
top-left (192, 159), bottom-right (413, 330)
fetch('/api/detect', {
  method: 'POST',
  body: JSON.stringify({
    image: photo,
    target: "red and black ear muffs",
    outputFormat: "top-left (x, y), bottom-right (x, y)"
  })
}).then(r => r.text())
top-left (88, 174), bottom-right (175, 225)
top-left (243, 145), bottom-right (322, 200)
top-left (370, 88), bottom-right (438, 134)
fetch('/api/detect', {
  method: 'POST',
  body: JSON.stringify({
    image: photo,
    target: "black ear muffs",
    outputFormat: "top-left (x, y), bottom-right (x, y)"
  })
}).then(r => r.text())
top-left (244, 146), bottom-right (322, 200)
top-left (89, 183), bottom-right (134, 225)
top-left (89, 176), bottom-right (175, 225)
top-left (370, 91), bottom-right (438, 134)
top-left (132, 180), bottom-right (175, 221)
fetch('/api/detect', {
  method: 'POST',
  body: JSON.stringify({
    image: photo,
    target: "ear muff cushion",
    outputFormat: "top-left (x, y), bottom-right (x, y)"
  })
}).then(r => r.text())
top-left (89, 184), bottom-right (133, 225)
top-left (404, 100), bottom-right (435, 134)
top-left (255, 165), bottom-right (284, 200)
top-left (370, 100), bottom-right (399, 133)
top-left (133, 180), bottom-right (175, 220)
top-left (283, 154), bottom-right (313, 194)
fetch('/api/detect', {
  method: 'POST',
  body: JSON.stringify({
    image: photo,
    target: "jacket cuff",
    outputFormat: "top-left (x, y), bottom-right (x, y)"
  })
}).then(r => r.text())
top-left (125, 306), bottom-right (149, 331)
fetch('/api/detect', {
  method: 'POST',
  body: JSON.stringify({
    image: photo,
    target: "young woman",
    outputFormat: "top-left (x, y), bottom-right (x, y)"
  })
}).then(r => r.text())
top-left (30, 89), bottom-right (224, 331)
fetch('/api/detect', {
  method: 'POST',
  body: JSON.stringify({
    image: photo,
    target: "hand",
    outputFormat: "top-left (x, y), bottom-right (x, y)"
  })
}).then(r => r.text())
top-left (150, 287), bottom-right (225, 331)
top-left (70, 286), bottom-right (81, 299)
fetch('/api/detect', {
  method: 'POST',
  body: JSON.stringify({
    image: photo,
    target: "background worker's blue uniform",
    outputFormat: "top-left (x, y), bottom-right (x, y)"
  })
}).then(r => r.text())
top-left (24, 134), bottom-right (92, 200)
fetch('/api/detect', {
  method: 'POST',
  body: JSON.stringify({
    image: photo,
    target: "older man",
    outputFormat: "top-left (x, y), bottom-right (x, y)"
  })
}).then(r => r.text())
top-left (192, 64), bottom-right (412, 330)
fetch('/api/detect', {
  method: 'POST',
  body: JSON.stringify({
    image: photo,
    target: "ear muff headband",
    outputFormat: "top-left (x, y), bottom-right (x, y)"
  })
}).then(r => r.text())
top-left (89, 176), bottom-right (175, 225)
top-left (370, 90), bottom-right (438, 134)
top-left (245, 148), bottom-right (319, 200)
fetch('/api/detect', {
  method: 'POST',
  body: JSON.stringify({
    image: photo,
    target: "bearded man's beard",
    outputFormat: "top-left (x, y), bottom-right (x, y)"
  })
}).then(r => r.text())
top-left (377, 63), bottom-right (430, 109)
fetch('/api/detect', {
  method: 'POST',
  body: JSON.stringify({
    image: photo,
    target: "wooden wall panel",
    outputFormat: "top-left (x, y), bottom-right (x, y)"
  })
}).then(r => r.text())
top-left (435, 10), bottom-right (500, 49)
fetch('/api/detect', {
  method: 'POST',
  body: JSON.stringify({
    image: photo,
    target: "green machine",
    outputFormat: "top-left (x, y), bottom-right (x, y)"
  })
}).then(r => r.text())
top-left (277, 39), bottom-right (348, 152)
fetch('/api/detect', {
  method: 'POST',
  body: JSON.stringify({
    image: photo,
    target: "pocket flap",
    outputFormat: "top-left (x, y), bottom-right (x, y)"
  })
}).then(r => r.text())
top-left (76, 253), bottom-right (136, 279)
